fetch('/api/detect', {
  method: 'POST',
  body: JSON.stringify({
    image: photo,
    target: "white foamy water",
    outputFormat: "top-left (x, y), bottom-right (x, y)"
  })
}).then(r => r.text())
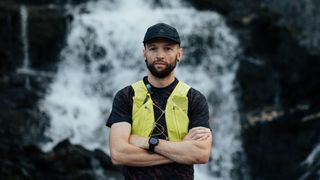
top-left (40, 0), bottom-right (247, 179)
top-left (20, 5), bottom-right (29, 69)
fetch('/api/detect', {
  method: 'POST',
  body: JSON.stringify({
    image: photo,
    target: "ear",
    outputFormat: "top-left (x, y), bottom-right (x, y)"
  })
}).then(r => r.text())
top-left (177, 47), bottom-right (183, 63)
top-left (143, 48), bottom-right (146, 61)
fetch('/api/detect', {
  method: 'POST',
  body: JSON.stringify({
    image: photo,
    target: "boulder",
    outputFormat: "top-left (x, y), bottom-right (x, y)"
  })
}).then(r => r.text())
top-left (0, 140), bottom-right (122, 180)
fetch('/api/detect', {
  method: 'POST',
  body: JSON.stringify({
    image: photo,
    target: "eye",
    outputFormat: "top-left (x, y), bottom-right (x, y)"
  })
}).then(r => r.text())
top-left (165, 47), bottom-right (173, 51)
top-left (148, 47), bottom-right (156, 51)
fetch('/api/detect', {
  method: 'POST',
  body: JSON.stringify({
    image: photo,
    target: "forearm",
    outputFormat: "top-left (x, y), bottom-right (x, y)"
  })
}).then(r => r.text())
top-left (130, 135), bottom-right (212, 165)
top-left (111, 142), bottom-right (173, 167)
top-left (155, 139), bottom-right (211, 164)
top-left (109, 122), bottom-right (173, 167)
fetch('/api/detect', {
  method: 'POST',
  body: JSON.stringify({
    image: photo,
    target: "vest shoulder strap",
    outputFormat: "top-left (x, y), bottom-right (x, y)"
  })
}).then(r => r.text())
top-left (171, 81), bottom-right (190, 97)
top-left (131, 80), bottom-right (147, 98)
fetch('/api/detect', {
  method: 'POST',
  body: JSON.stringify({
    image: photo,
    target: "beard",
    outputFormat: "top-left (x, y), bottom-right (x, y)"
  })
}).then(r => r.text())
top-left (145, 58), bottom-right (178, 78)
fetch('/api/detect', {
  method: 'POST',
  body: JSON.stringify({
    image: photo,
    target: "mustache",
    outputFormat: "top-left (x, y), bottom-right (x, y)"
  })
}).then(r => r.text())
top-left (153, 60), bottom-right (167, 65)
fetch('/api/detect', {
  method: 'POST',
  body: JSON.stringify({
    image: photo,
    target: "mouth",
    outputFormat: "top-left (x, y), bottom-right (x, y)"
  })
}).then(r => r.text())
top-left (154, 63), bottom-right (167, 69)
top-left (154, 61), bottom-right (167, 66)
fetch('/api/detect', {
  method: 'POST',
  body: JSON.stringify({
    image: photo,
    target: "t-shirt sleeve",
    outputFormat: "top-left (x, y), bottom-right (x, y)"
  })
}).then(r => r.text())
top-left (187, 88), bottom-right (210, 130)
top-left (106, 86), bottom-right (133, 127)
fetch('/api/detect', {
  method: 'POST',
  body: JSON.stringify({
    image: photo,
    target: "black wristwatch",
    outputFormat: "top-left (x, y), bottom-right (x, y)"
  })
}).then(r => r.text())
top-left (148, 137), bottom-right (159, 153)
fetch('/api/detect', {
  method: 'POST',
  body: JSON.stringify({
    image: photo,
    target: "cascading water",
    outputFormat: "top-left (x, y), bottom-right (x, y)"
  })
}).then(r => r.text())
top-left (17, 5), bottom-right (31, 89)
top-left (20, 5), bottom-right (29, 70)
top-left (40, 0), bottom-right (249, 179)
top-left (17, 5), bottom-right (54, 79)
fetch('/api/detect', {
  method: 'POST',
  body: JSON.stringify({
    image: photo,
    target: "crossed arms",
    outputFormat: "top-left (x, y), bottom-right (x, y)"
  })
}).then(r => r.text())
top-left (109, 122), bottom-right (212, 167)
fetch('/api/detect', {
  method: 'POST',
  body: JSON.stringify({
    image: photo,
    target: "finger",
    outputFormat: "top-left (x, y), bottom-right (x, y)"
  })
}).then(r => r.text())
top-left (189, 130), bottom-right (211, 137)
top-left (190, 127), bottom-right (211, 131)
top-left (190, 132), bottom-right (211, 140)
top-left (198, 134), bottom-right (211, 141)
top-left (189, 131), bottom-right (205, 139)
top-left (189, 127), bottom-right (211, 134)
top-left (187, 127), bottom-right (211, 140)
top-left (197, 133), bottom-right (211, 141)
top-left (189, 127), bottom-right (206, 133)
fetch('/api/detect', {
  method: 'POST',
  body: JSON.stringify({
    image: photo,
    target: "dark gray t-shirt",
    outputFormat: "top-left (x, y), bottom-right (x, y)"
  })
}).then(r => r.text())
top-left (106, 76), bottom-right (210, 180)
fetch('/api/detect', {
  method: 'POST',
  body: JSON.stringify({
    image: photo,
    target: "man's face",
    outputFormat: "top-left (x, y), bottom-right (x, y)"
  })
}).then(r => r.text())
top-left (144, 39), bottom-right (182, 78)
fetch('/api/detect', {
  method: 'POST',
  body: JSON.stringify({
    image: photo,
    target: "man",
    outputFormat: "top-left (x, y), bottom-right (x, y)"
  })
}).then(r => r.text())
top-left (106, 23), bottom-right (212, 180)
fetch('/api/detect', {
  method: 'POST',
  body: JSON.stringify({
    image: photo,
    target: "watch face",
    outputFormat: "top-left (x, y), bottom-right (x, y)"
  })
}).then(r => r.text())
top-left (150, 137), bottom-right (158, 145)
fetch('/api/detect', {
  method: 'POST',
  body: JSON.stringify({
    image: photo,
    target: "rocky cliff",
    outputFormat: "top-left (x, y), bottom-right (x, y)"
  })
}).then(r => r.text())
top-left (190, 0), bottom-right (320, 179)
top-left (0, 1), bottom-right (121, 179)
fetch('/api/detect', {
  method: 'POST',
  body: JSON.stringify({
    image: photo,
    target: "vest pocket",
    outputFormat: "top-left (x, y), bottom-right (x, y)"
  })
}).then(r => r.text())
top-left (166, 104), bottom-right (189, 141)
top-left (171, 96), bottom-right (188, 113)
top-left (132, 96), bottom-right (154, 137)
top-left (174, 105), bottom-right (189, 140)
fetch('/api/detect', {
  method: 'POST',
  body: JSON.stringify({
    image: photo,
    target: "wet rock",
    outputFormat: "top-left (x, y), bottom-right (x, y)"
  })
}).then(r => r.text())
top-left (234, 5), bottom-right (320, 180)
top-left (0, 0), bottom-right (70, 151)
top-left (1, 0), bottom-right (88, 6)
top-left (190, 0), bottom-right (320, 179)
top-left (0, 4), bottom-right (23, 74)
top-left (0, 140), bottom-right (122, 180)
top-left (0, 2), bottom-right (123, 180)
top-left (190, 0), bottom-right (320, 54)
top-left (242, 107), bottom-right (320, 180)
top-left (27, 5), bottom-right (70, 71)
top-left (0, 2), bottom-right (70, 72)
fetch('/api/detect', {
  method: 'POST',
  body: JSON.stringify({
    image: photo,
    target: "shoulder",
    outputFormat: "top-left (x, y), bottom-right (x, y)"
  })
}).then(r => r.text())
top-left (112, 85), bottom-right (135, 106)
top-left (187, 87), bottom-right (207, 102)
top-left (115, 85), bottom-right (134, 98)
top-left (106, 85), bottom-right (134, 127)
top-left (186, 87), bottom-right (210, 129)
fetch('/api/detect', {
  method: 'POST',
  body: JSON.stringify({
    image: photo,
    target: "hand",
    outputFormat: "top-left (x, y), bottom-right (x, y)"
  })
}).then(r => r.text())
top-left (183, 127), bottom-right (211, 141)
top-left (129, 135), bottom-right (149, 149)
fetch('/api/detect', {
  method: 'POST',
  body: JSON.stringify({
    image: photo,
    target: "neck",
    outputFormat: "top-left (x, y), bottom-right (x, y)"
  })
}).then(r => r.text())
top-left (147, 72), bottom-right (175, 88)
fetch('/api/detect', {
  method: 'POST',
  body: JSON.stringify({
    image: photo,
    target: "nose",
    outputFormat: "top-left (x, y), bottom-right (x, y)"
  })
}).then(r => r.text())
top-left (156, 49), bottom-right (165, 59)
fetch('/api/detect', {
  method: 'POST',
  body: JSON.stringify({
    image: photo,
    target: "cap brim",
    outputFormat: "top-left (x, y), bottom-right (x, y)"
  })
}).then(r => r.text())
top-left (143, 36), bottom-right (180, 44)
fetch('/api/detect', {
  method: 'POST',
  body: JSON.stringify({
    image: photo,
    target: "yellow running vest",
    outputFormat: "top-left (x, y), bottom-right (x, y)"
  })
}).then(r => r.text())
top-left (131, 80), bottom-right (190, 142)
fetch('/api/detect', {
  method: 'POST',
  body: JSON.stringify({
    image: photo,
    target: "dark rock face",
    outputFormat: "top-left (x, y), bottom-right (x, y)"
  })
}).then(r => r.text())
top-left (243, 109), bottom-right (320, 180)
top-left (28, 7), bottom-right (71, 71)
top-left (1, 0), bottom-right (88, 6)
top-left (0, 4), bottom-right (22, 74)
top-left (190, 0), bottom-right (320, 179)
top-left (0, 2), bottom-right (122, 179)
top-left (0, 2), bottom-right (68, 146)
top-left (0, 140), bottom-right (122, 180)
top-left (0, 2), bottom-right (70, 72)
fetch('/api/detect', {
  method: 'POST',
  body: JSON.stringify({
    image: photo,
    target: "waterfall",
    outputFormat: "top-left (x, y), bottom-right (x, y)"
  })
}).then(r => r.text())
top-left (40, 0), bottom-right (248, 179)
top-left (17, 5), bottom-right (31, 89)
top-left (20, 5), bottom-right (30, 70)
top-left (17, 5), bottom-right (54, 81)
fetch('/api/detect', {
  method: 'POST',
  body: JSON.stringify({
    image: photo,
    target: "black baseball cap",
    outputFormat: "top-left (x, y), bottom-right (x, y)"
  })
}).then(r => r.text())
top-left (143, 23), bottom-right (180, 45)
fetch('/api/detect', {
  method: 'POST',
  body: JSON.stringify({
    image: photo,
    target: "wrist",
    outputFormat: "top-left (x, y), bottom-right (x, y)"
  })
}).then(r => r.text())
top-left (148, 137), bottom-right (159, 153)
top-left (129, 135), bottom-right (149, 149)
top-left (143, 137), bottom-right (149, 149)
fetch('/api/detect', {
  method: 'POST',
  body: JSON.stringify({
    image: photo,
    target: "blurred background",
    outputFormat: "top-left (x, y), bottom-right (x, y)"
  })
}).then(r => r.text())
top-left (1, 0), bottom-right (319, 179)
